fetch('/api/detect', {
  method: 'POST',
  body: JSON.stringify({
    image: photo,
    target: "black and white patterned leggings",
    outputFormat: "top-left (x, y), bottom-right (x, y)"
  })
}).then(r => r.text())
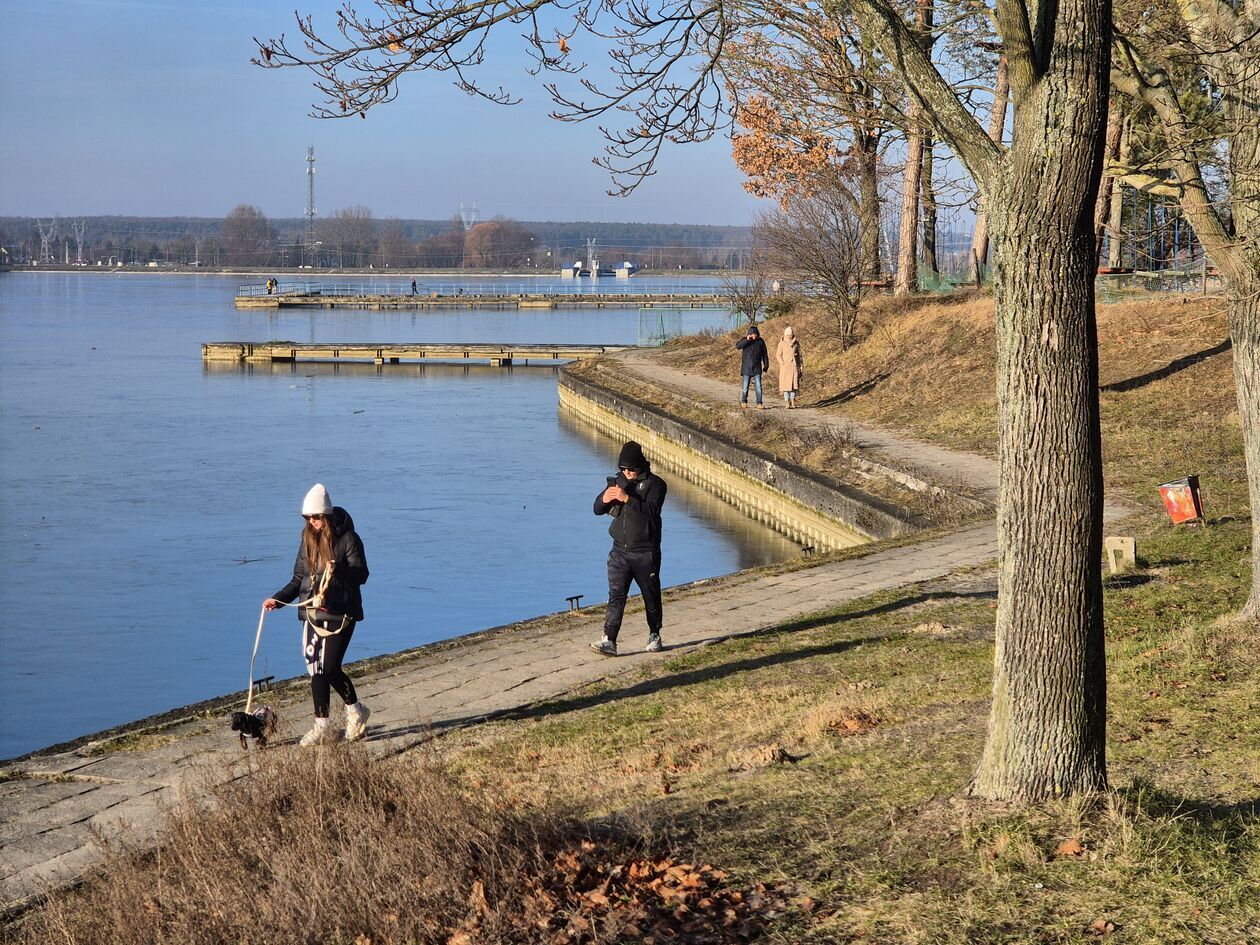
top-left (305, 620), bottom-right (358, 718)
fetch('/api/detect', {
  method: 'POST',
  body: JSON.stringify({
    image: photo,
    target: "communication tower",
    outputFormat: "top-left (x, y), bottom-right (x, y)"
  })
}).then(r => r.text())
top-left (305, 146), bottom-right (317, 245)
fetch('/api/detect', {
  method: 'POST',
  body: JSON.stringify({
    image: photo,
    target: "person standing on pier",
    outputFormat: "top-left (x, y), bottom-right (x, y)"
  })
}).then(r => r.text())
top-left (410, 278), bottom-right (418, 295)
top-left (263, 483), bottom-right (371, 746)
top-left (590, 441), bottom-right (668, 656)
top-left (735, 325), bottom-right (770, 408)
top-left (776, 326), bottom-right (804, 409)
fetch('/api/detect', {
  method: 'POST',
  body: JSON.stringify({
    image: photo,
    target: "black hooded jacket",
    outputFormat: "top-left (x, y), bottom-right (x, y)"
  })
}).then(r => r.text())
top-left (272, 507), bottom-right (369, 620)
top-left (594, 470), bottom-right (667, 553)
top-left (735, 331), bottom-right (770, 376)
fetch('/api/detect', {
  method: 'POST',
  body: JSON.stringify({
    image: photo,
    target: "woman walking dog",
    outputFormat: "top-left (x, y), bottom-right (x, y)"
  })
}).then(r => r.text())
top-left (264, 484), bottom-right (371, 747)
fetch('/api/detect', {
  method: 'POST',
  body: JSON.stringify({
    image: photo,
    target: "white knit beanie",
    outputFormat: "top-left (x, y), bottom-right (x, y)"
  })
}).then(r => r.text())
top-left (301, 483), bottom-right (333, 516)
top-left (784, 326), bottom-right (794, 338)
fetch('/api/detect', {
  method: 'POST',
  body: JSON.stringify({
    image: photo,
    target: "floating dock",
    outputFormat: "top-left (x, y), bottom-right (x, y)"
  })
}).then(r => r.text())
top-left (202, 341), bottom-right (631, 366)
top-left (234, 282), bottom-right (724, 310)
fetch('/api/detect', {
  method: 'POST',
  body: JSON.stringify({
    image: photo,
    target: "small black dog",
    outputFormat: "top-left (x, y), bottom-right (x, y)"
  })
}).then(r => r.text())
top-left (230, 705), bottom-right (278, 749)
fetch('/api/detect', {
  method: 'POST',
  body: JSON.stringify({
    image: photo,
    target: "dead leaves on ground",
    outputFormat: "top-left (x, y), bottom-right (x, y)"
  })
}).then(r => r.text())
top-left (446, 840), bottom-right (792, 944)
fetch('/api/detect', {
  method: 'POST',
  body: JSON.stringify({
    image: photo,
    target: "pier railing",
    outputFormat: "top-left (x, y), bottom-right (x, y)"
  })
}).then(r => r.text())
top-left (236, 281), bottom-right (724, 298)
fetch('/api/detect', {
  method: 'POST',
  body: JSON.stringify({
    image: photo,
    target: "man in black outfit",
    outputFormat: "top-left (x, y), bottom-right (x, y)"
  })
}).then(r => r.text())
top-left (735, 324), bottom-right (770, 408)
top-left (590, 440), bottom-right (668, 656)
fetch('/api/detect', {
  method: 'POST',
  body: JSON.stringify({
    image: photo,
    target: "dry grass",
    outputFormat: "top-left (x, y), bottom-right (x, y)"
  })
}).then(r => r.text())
top-left (441, 523), bottom-right (1258, 943)
top-left (659, 292), bottom-right (1241, 511)
top-left (14, 748), bottom-right (555, 945)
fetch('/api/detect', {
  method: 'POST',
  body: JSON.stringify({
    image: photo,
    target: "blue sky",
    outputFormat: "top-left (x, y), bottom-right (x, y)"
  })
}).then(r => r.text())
top-left (0, 0), bottom-right (765, 225)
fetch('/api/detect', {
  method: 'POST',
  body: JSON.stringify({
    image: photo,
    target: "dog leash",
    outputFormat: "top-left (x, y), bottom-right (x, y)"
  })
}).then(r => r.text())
top-left (245, 565), bottom-right (333, 713)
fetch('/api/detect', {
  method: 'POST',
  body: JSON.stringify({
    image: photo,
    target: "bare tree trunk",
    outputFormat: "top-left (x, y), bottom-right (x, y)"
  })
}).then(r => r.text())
top-left (922, 137), bottom-right (939, 276)
top-left (895, 120), bottom-right (925, 295)
top-left (895, 0), bottom-right (934, 296)
top-left (969, 56), bottom-right (1009, 285)
top-left (1231, 284), bottom-right (1260, 620)
top-left (968, 0), bottom-right (1111, 802)
top-left (1094, 106), bottom-right (1123, 263)
top-left (856, 131), bottom-right (882, 281)
top-left (1105, 186), bottom-right (1126, 269)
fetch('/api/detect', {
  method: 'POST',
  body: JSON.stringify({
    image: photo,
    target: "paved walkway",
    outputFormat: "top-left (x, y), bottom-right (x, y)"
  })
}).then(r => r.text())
top-left (3, 355), bottom-right (1115, 917)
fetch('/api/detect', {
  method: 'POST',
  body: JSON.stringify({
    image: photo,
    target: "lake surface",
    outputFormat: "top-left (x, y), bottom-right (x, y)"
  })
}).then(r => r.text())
top-left (0, 272), bottom-right (796, 759)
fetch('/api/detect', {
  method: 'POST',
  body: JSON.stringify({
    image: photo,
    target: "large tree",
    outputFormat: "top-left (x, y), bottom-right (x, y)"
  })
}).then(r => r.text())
top-left (1110, 0), bottom-right (1260, 620)
top-left (220, 205), bottom-right (277, 267)
top-left (258, 0), bottom-right (1114, 801)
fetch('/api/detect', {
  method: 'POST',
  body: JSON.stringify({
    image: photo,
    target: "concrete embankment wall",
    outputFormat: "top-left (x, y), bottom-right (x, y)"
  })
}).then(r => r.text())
top-left (558, 369), bottom-right (916, 552)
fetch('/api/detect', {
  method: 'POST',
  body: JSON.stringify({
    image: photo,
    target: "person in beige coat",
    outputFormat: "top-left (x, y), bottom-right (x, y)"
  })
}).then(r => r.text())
top-left (776, 326), bottom-right (804, 408)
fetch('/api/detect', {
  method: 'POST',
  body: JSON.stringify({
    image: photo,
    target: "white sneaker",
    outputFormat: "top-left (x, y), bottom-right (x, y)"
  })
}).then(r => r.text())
top-left (344, 702), bottom-right (371, 741)
top-left (645, 632), bottom-right (663, 653)
top-left (589, 636), bottom-right (617, 656)
top-left (299, 722), bottom-right (342, 747)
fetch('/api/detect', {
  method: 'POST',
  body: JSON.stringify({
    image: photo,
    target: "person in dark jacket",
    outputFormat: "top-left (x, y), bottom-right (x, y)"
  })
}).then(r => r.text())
top-left (735, 325), bottom-right (770, 408)
top-left (264, 483), bottom-right (371, 746)
top-left (590, 441), bottom-right (668, 656)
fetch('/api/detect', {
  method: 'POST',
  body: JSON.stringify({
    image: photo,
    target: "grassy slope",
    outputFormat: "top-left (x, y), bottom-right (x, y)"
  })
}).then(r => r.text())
top-left (447, 293), bottom-right (1257, 942)
top-left (12, 293), bottom-right (1256, 944)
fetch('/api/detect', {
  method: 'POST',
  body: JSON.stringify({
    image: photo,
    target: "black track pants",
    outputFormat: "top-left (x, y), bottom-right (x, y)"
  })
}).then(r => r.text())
top-left (603, 547), bottom-right (662, 642)
top-left (311, 621), bottom-right (358, 717)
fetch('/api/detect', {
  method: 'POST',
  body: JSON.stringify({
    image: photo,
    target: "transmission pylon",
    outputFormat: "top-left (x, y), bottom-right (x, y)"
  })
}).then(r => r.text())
top-left (71, 219), bottom-right (87, 264)
top-left (36, 217), bottom-right (58, 264)
top-left (458, 203), bottom-right (479, 232)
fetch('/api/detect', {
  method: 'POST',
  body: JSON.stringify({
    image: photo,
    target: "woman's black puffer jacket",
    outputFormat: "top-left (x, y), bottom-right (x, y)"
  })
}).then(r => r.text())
top-left (271, 507), bottom-right (369, 620)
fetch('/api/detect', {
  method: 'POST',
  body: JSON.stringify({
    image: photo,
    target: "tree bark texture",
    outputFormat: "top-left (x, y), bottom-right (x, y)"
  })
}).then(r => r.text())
top-left (1231, 287), bottom-right (1260, 620)
top-left (969, 56), bottom-right (1010, 284)
top-left (895, 117), bottom-right (925, 295)
top-left (1224, 59), bottom-right (1260, 619)
top-left (847, 0), bottom-right (1111, 800)
top-left (856, 132), bottom-right (883, 281)
top-left (969, 0), bottom-right (1112, 801)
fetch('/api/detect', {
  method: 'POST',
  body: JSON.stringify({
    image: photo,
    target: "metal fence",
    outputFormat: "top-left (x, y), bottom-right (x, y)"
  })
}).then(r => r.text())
top-left (1095, 270), bottom-right (1222, 303)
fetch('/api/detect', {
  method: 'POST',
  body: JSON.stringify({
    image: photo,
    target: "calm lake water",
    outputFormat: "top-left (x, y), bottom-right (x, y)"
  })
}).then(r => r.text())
top-left (0, 272), bottom-right (796, 759)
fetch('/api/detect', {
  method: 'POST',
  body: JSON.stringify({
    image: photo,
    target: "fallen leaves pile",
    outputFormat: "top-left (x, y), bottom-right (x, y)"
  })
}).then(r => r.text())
top-left (450, 840), bottom-right (792, 944)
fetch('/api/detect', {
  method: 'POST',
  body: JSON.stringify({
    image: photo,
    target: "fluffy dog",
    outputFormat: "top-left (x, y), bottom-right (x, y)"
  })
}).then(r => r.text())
top-left (230, 705), bottom-right (278, 749)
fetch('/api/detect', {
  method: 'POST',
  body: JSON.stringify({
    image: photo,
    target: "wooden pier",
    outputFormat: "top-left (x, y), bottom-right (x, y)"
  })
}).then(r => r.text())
top-left (202, 341), bottom-right (631, 366)
top-left (234, 286), bottom-right (723, 310)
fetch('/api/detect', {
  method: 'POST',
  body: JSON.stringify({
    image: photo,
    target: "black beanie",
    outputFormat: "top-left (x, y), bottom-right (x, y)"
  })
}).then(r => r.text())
top-left (618, 440), bottom-right (648, 472)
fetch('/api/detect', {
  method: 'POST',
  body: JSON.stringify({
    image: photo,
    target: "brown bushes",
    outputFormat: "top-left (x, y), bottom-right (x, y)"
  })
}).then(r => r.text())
top-left (15, 748), bottom-right (548, 945)
top-left (12, 748), bottom-right (780, 945)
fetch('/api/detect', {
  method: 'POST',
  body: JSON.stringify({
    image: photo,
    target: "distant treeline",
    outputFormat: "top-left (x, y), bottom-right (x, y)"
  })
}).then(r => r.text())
top-left (0, 212), bottom-right (753, 270)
